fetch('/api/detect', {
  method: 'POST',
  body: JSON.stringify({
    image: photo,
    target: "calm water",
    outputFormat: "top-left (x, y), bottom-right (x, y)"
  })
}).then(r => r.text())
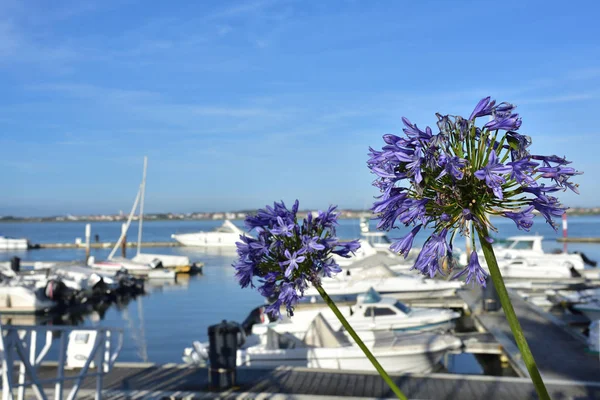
top-left (1, 216), bottom-right (599, 366)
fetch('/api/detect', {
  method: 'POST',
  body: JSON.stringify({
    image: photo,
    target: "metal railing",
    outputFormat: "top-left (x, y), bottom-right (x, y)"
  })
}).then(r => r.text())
top-left (1, 322), bottom-right (123, 400)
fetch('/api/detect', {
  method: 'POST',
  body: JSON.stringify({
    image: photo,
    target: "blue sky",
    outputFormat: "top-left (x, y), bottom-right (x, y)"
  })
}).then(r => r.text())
top-left (0, 0), bottom-right (598, 216)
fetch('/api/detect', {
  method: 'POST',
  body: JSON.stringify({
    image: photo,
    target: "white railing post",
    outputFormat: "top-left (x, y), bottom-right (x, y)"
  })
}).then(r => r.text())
top-left (17, 331), bottom-right (29, 400)
top-left (1, 323), bottom-right (122, 400)
top-left (54, 334), bottom-right (66, 400)
top-left (1, 328), bottom-right (15, 400)
top-left (95, 331), bottom-right (105, 400)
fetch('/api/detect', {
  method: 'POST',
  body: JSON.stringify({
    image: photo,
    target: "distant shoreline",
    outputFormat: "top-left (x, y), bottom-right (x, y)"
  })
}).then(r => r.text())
top-left (1, 211), bottom-right (600, 223)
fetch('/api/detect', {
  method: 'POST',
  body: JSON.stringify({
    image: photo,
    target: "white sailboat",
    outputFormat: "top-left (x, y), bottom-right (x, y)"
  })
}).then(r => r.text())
top-left (90, 157), bottom-right (177, 280)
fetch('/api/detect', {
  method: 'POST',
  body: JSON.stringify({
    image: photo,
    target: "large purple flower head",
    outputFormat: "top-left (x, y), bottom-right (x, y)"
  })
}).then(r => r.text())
top-left (233, 200), bottom-right (360, 319)
top-left (367, 97), bottom-right (582, 285)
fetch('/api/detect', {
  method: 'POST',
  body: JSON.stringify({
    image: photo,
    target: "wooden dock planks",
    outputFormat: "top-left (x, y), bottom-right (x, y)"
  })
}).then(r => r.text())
top-left (23, 364), bottom-right (598, 400)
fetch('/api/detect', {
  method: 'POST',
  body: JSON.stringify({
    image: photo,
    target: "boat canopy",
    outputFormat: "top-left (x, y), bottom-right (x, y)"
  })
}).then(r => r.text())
top-left (359, 287), bottom-right (382, 304)
top-left (303, 313), bottom-right (351, 348)
top-left (214, 220), bottom-right (243, 234)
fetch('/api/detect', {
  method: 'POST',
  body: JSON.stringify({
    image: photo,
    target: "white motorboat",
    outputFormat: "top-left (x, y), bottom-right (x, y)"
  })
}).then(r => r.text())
top-left (304, 264), bottom-right (463, 301)
top-left (552, 288), bottom-right (600, 321)
top-left (171, 220), bottom-right (247, 247)
top-left (459, 236), bottom-right (586, 279)
top-left (573, 302), bottom-right (600, 322)
top-left (359, 217), bottom-right (393, 249)
top-left (342, 253), bottom-right (417, 276)
top-left (0, 279), bottom-right (56, 313)
top-left (492, 257), bottom-right (582, 279)
top-left (254, 289), bottom-right (460, 338)
top-left (333, 239), bottom-right (386, 267)
top-left (0, 235), bottom-right (29, 251)
top-left (89, 256), bottom-right (175, 280)
top-left (184, 313), bottom-right (462, 373)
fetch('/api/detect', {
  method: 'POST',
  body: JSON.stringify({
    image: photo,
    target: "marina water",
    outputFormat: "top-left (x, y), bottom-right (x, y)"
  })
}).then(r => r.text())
top-left (1, 216), bottom-right (599, 368)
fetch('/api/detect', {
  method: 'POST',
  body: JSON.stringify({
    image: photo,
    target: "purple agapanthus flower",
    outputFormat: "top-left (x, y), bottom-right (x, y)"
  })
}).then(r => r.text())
top-left (453, 252), bottom-right (488, 287)
top-left (367, 96), bottom-right (581, 286)
top-left (484, 113), bottom-right (522, 131)
top-left (474, 151), bottom-right (513, 199)
top-left (390, 224), bottom-right (422, 258)
top-left (507, 159), bottom-right (539, 186)
top-left (469, 97), bottom-right (496, 120)
top-left (271, 216), bottom-right (295, 237)
top-left (437, 154), bottom-right (467, 180)
top-left (281, 249), bottom-right (306, 278)
top-left (504, 205), bottom-right (535, 231)
top-left (303, 236), bottom-right (326, 252)
top-left (412, 229), bottom-right (450, 278)
top-left (233, 200), bottom-right (360, 318)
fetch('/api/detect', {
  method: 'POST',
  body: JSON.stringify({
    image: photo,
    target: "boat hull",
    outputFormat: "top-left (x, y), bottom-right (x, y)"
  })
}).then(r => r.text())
top-left (0, 288), bottom-right (56, 314)
top-left (237, 343), bottom-right (456, 373)
top-left (171, 232), bottom-right (240, 247)
top-left (573, 304), bottom-right (600, 321)
top-left (0, 237), bottom-right (29, 250)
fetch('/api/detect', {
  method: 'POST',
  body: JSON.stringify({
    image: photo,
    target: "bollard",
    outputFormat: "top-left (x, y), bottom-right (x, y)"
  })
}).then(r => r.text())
top-left (208, 320), bottom-right (244, 390)
top-left (10, 256), bottom-right (20, 273)
top-left (482, 280), bottom-right (501, 312)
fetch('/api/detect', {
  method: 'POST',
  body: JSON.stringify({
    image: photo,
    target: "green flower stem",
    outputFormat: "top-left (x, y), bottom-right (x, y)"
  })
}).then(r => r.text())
top-left (314, 284), bottom-right (408, 400)
top-left (477, 230), bottom-right (551, 400)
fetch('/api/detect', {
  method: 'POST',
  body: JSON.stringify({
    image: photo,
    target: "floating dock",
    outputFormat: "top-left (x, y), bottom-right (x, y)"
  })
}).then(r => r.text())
top-left (30, 241), bottom-right (182, 249)
top-left (557, 237), bottom-right (600, 243)
top-left (459, 287), bottom-right (600, 382)
top-left (27, 363), bottom-right (600, 400)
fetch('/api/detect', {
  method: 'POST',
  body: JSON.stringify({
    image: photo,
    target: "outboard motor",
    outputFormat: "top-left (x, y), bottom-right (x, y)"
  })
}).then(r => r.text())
top-left (241, 306), bottom-right (266, 335)
top-left (10, 256), bottom-right (20, 273)
top-left (44, 279), bottom-right (75, 305)
top-left (208, 320), bottom-right (246, 390)
top-left (573, 251), bottom-right (598, 267)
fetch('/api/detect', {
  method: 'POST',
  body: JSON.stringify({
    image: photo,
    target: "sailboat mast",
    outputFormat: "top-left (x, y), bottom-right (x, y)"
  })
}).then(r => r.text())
top-left (137, 156), bottom-right (148, 256)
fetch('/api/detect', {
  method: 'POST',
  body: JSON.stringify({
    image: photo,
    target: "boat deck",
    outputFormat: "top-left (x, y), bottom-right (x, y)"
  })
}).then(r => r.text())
top-left (17, 363), bottom-right (599, 399)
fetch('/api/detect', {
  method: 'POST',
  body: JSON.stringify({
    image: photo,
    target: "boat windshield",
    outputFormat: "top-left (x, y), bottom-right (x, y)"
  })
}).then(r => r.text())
top-left (363, 234), bottom-right (392, 246)
top-left (393, 301), bottom-right (412, 314)
top-left (507, 240), bottom-right (534, 250)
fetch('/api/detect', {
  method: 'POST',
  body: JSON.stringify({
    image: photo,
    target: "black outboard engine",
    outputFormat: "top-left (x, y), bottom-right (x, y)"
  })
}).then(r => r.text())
top-left (241, 306), bottom-right (266, 335)
top-left (10, 256), bottom-right (20, 273)
top-left (44, 279), bottom-right (76, 305)
top-left (573, 251), bottom-right (598, 267)
top-left (88, 273), bottom-right (109, 294)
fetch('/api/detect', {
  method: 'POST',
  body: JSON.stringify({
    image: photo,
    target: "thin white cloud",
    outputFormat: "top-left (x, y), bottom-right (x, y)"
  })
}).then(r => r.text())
top-left (517, 93), bottom-right (596, 105)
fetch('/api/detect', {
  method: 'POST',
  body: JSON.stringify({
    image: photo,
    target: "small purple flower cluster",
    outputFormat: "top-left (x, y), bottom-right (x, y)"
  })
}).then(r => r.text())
top-left (368, 97), bottom-right (582, 286)
top-left (233, 200), bottom-right (360, 318)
